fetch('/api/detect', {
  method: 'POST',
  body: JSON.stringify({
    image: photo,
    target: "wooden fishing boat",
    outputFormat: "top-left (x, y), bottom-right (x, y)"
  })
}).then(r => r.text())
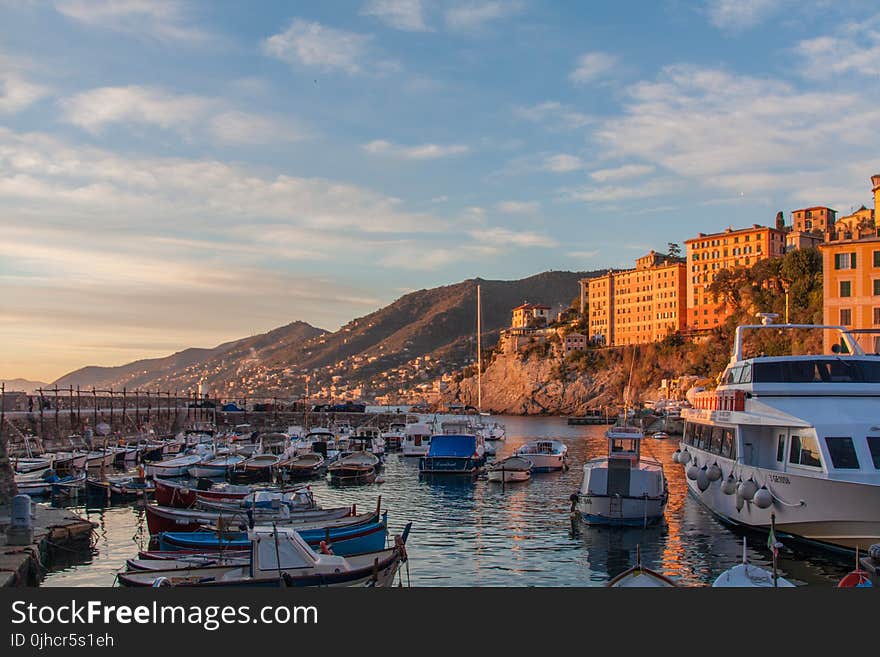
top-left (126, 554), bottom-right (249, 571)
top-left (15, 471), bottom-right (86, 496)
top-left (607, 547), bottom-right (677, 587)
top-left (86, 474), bottom-right (154, 502)
top-left (118, 524), bottom-right (411, 587)
top-left (144, 453), bottom-right (206, 478)
top-left (229, 454), bottom-right (281, 483)
top-left (50, 451), bottom-right (89, 472)
top-left (84, 449), bottom-right (117, 469)
top-left (328, 451), bottom-right (378, 485)
top-left (153, 477), bottom-right (248, 507)
top-left (157, 514), bottom-right (389, 556)
top-left (145, 503), bottom-right (359, 535)
top-left (486, 456), bottom-right (532, 483)
top-left (276, 453), bottom-right (325, 479)
top-left (13, 456), bottom-right (54, 473)
top-left (187, 454), bottom-right (246, 479)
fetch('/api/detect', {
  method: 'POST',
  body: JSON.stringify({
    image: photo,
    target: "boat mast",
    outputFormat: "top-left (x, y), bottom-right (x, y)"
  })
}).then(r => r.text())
top-left (477, 284), bottom-right (482, 413)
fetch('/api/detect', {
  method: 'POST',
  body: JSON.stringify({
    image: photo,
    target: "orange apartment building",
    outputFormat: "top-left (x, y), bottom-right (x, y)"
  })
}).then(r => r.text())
top-left (685, 224), bottom-right (786, 330)
top-left (587, 251), bottom-right (686, 346)
top-left (819, 175), bottom-right (880, 354)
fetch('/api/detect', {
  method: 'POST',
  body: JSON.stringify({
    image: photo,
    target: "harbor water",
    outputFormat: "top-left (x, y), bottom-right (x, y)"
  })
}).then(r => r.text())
top-left (41, 417), bottom-right (853, 587)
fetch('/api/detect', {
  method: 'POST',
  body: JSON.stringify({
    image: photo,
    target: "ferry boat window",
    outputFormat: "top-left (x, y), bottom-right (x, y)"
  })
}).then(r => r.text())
top-left (695, 424), bottom-right (707, 449)
top-left (752, 359), bottom-right (880, 383)
top-left (789, 434), bottom-right (822, 468)
top-left (721, 429), bottom-right (736, 459)
top-left (776, 434), bottom-right (785, 462)
top-left (683, 423), bottom-right (693, 445)
top-left (710, 426), bottom-right (724, 454)
top-left (867, 437), bottom-right (880, 469)
top-left (825, 437), bottom-right (859, 469)
top-left (738, 365), bottom-right (752, 383)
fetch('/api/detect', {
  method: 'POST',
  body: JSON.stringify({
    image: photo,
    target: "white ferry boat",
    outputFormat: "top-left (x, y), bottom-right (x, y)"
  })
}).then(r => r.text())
top-left (675, 317), bottom-right (880, 552)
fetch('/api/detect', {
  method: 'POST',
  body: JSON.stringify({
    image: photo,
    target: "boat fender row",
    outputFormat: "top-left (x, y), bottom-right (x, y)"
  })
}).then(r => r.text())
top-left (679, 454), bottom-right (775, 509)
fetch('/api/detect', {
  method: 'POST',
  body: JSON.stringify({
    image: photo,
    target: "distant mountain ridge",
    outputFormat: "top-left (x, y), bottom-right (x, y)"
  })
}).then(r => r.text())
top-left (52, 270), bottom-right (601, 398)
top-left (1, 378), bottom-right (49, 394)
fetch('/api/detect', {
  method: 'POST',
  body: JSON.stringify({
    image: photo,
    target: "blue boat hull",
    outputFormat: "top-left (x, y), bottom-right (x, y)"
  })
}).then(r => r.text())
top-left (419, 456), bottom-right (483, 474)
top-left (157, 521), bottom-right (388, 556)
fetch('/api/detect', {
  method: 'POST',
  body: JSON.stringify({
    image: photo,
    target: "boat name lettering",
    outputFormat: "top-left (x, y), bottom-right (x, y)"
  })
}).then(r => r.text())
top-left (768, 474), bottom-right (790, 485)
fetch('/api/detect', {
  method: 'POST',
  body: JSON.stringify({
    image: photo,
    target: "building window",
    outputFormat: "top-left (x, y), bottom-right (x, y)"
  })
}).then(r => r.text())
top-left (874, 308), bottom-right (880, 325)
top-left (874, 251), bottom-right (880, 267)
top-left (825, 437), bottom-right (859, 469)
top-left (835, 253), bottom-right (856, 269)
top-left (840, 308), bottom-right (852, 325)
top-left (840, 281), bottom-right (852, 297)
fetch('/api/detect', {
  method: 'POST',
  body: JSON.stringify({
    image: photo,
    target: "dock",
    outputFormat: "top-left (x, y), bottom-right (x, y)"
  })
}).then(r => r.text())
top-left (0, 504), bottom-right (95, 587)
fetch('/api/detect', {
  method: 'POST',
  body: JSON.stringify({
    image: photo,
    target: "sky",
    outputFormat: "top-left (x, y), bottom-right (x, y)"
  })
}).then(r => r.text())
top-left (2, 0), bottom-right (880, 382)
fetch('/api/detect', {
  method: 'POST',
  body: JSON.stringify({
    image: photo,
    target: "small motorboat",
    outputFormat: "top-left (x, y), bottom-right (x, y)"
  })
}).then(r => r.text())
top-left (486, 456), bottom-right (532, 483)
top-left (119, 523), bottom-right (410, 588)
top-left (15, 470), bottom-right (85, 496)
top-left (328, 452), bottom-right (378, 485)
top-left (86, 472), bottom-right (154, 502)
top-left (651, 431), bottom-right (670, 440)
top-left (419, 434), bottom-right (485, 475)
top-left (187, 454), bottom-right (246, 479)
top-left (838, 548), bottom-right (873, 588)
top-left (401, 422), bottom-right (433, 457)
top-left (607, 547), bottom-right (677, 587)
top-left (84, 449), bottom-right (117, 469)
top-left (157, 514), bottom-right (389, 556)
top-left (277, 453), bottom-right (325, 479)
top-left (13, 456), bottom-right (54, 473)
top-left (153, 477), bottom-right (251, 508)
top-left (50, 451), bottom-right (89, 472)
top-left (514, 439), bottom-right (567, 472)
top-left (229, 454), bottom-right (281, 483)
top-left (712, 538), bottom-right (795, 588)
top-left (574, 424), bottom-right (667, 527)
top-left (145, 503), bottom-right (367, 535)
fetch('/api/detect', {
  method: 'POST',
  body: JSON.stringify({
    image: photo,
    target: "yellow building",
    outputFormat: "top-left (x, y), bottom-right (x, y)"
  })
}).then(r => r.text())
top-left (511, 302), bottom-right (550, 329)
top-left (587, 251), bottom-right (686, 346)
top-left (685, 224), bottom-right (786, 330)
top-left (819, 175), bottom-right (880, 354)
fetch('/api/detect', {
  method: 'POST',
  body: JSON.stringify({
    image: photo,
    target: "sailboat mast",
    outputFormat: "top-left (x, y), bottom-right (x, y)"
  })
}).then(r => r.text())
top-left (477, 284), bottom-right (482, 413)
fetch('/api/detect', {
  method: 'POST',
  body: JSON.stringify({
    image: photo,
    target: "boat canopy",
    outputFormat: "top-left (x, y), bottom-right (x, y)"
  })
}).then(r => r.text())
top-left (427, 435), bottom-right (476, 457)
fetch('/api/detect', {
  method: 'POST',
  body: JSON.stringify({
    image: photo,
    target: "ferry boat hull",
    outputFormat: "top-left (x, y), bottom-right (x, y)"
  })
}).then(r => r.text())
top-left (682, 449), bottom-right (880, 551)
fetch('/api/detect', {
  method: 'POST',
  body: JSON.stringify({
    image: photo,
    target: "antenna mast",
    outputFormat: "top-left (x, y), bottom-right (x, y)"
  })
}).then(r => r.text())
top-left (477, 284), bottom-right (482, 413)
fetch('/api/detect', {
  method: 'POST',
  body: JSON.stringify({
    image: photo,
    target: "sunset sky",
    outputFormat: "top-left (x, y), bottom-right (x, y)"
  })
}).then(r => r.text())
top-left (2, 1), bottom-right (879, 381)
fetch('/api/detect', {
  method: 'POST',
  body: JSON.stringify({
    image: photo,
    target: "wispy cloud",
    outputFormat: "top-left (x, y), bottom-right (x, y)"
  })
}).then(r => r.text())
top-left (570, 52), bottom-right (617, 84)
top-left (495, 200), bottom-right (540, 214)
top-left (543, 154), bottom-right (583, 172)
top-left (704, 0), bottom-right (784, 30)
top-left (362, 0), bottom-right (431, 32)
top-left (444, 1), bottom-right (524, 32)
top-left (590, 164), bottom-right (656, 182)
top-left (513, 101), bottom-right (592, 131)
top-left (0, 72), bottom-right (49, 114)
top-left (795, 15), bottom-right (880, 79)
top-left (468, 226), bottom-right (557, 248)
top-left (362, 139), bottom-right (469, 159)
top-left (263, 19), bottom-right (398, 75)
top-left (54, 0), bottom-right (213, 43)
top-left (59, 85), bottom-right (304, 143)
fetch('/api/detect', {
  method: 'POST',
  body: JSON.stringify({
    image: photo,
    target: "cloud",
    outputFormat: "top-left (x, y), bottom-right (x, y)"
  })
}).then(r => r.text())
top-left (495, 200), bottom-right (539, 214)
top-left (468, 226), bottom-right (557, 248)
top-left (361, 0), bottom-right (431, 32)
top-left (444, 1), bottom-right (524, 32)
top-left (263, 19), bottom-right (397, 75)
top-left (704, 0), bottom-right (784, 30)
top-left (543, 154), bottom-right (583, 172)
top-left (513, 101), bottom-right (592, 130)
top-left (589, 64), bottom-right (880, 208)
top-left (54, 0), bottom-right (213, 43)
top-left (362, 139), bottom-right (469, 159)
top-left (590, 164), bottom-right (656, 182)
top-left (570, 52), bottom-right (617, 84)
top-left (59, 85), bottom-right (303, 144)
top-left (0, 73), bottom-right (49, 114)
top-left (566, 249), bottom-right (599, 259)
top-left (795, 16), bottom-right (880, 79)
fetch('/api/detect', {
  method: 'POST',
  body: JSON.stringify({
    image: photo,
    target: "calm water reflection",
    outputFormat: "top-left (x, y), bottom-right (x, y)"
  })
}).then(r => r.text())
top-left (42, 416), bottom-right (853, 587)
